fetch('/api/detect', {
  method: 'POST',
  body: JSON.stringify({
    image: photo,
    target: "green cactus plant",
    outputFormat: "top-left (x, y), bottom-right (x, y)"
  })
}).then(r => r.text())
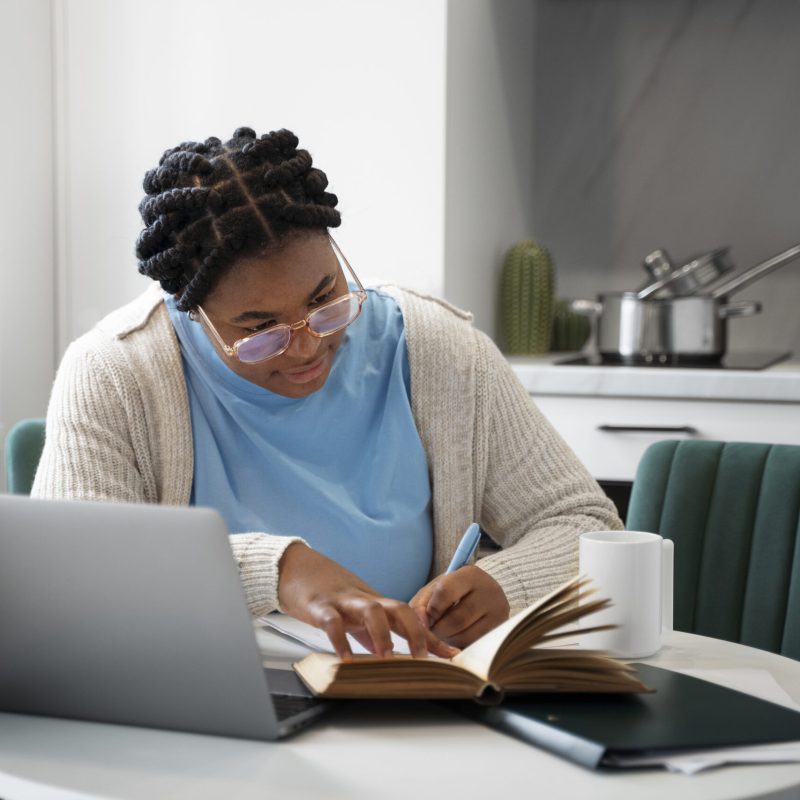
top-left (500, 240), bottom-right (555, 354)
top-left (551, 299), bottom-right (591, 352)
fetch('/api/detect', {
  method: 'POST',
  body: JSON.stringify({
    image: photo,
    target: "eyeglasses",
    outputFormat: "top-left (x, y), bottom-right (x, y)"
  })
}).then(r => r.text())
top-left (188, 236), bottom-right (367, 364)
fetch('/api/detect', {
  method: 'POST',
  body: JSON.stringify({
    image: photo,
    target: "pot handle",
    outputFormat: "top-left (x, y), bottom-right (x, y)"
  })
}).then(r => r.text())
top-left (570, 299), bottom-right (603, 317)
top-left (718, 300), bottom-right (762, 319)
top-left (710, 244), bottom-right (800, 299)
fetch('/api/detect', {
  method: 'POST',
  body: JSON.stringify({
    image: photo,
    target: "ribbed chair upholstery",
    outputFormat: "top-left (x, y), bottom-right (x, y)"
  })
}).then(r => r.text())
top-left (627, 440), bottom-right (800, 659)
top-left (4, 418), bottom-right (46, 495)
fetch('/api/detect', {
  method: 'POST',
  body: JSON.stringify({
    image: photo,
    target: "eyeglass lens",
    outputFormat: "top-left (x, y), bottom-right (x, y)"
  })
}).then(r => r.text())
top-left (235, 294), bottom-right (362, 364)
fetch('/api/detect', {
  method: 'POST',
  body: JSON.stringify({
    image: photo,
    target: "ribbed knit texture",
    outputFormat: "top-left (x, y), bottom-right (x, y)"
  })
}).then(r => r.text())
top-left (32, 283), bottom-right (622, 615)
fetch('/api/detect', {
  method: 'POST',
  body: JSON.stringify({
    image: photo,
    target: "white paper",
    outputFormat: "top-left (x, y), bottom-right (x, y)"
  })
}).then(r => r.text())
top-left (666, 742), bottom-right (800, 776)
top-left (606, 740), bottom-right (800, 775)
top-left (260, 613), bottom-right (411, 656)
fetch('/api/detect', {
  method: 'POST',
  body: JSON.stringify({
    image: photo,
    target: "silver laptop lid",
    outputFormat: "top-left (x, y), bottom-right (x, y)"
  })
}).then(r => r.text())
top-left (0, 495), bottom-right (282, 740)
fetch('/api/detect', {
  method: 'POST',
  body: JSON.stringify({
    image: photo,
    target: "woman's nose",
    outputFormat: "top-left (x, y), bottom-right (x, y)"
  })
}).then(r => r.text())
top-left (285, 325), bottom-right (320, 359)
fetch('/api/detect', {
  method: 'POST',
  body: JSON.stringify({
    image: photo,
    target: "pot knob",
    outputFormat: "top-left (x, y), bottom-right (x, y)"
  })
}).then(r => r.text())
top-left (643, 249), bottom-right (674, 280)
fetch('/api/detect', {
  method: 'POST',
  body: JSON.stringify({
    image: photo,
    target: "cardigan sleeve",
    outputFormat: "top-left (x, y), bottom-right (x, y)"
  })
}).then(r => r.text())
top-left (32, 339), bottom-right (151, 503)
top-left (31, 336), bottom-right (303, 617)
top-left (473, 335), bottom-right (624, 610)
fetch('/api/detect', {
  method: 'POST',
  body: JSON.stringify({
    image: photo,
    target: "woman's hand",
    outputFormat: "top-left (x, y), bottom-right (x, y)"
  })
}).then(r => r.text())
top-left (277, 542), bottom-right (458, 660)
top-left (409, 566), bottom-right (510, 649)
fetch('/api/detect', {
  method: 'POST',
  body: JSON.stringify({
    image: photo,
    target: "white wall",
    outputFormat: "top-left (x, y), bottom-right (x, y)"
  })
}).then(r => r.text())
top-left (54, 0), bottom-right (447, 351)
top-left (444, 0), bottom-right (536, 338)
top-left (0, 0), bottom-right (56, 486)
top-left (1, 0), bottom-right (533, 491)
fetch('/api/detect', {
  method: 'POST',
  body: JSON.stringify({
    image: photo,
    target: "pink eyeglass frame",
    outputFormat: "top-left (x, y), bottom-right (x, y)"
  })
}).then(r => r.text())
top-left (187, 236), bottom-right (367, 364)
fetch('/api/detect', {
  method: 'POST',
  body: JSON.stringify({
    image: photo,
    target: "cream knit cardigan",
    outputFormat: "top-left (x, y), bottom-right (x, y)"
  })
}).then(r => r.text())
top-left (32, 283), bottom-right (622, 615)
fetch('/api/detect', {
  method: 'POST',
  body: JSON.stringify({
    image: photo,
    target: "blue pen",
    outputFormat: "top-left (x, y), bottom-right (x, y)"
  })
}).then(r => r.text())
top-left (445, 523), bottom-right (481, 574)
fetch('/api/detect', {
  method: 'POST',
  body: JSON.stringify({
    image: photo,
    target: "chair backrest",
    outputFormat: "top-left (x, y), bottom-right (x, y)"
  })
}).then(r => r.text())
top-left (627, 439), bottom-right (800, 659)
top-left (4, 418), bottom-right (46, 495)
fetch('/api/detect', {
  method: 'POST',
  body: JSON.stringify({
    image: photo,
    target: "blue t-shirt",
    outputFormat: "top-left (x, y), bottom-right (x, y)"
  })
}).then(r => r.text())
top-left (166, 289), bottom-right (433, 601)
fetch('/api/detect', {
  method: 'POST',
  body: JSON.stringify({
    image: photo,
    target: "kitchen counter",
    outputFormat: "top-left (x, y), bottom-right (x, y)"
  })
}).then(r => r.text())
top-left (507, 353), bottom-right (800, 483)
top-left (508, 354), bottom-right (800, 403)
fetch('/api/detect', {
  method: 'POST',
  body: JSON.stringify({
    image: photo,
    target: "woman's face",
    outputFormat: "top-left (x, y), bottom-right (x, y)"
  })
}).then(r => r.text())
top-left (198, 232), bottom-right (351, 398)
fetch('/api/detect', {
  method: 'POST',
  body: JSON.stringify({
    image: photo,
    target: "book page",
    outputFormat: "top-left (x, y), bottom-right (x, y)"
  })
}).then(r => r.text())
top-left (261, 613), bottom-right (411, 656)
top-left (294, 652), bottom-right (483, 699)
top-left (451, 605), bottom-right (538, 680)
top-left (451, 577), bottom-right (596, 680)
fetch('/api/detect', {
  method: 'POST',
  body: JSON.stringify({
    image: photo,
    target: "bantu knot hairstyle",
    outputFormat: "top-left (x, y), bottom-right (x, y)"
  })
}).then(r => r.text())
top-left (135, 127), bottom-right (341, 311)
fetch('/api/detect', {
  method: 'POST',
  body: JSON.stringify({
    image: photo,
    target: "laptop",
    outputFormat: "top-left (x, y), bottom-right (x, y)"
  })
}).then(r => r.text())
top-left (0, 494), bottom-right (329, 740)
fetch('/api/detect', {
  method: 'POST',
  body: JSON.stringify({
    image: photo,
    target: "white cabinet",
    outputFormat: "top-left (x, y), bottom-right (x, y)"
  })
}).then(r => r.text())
top-left (511, 357), bottom-right (800, 482)
top-left (533, 395), bottom-right (800, 482)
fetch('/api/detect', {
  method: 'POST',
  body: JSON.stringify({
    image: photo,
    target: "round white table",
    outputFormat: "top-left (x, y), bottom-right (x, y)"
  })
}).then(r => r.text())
top-left (1, 631), bottom-right (800, 800)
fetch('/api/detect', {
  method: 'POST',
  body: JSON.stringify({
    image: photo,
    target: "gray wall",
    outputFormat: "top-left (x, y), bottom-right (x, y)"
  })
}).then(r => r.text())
top-left (531, 0), bottom-right (800, 356)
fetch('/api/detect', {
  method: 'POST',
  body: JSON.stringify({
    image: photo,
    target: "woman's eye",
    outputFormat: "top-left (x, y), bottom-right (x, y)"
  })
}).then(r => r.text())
top-left (246, 321), bottom-right (275, 333)
top-left (312, 289), bottom-right (336, 306)
top-left (242, 287), bottom-right (335, 333)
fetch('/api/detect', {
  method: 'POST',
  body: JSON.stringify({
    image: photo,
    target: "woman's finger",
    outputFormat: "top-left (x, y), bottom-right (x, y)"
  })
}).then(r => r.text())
top-left (423, 627), bottom-right (461, 659)
top-left (408, 583), bottom-right (435, 628)
top-left (341, 607), bottom-right (458, 659)
top-left (424, 571), bottom-right (471, 626)
top-left (359, 600), bottom-right (395, 658)
top-left (313, 604), bottom-right (353, 660)
top-left (430, 594), bottom-right (483, 640)
top-left (350, 628), bottom-right (378, 654)
top-left (386, 600), bottom-right (459, 658)
top-left (386, 602), bottom-right (432, 658)
top-left (443, 613), bottom-right (497, 650)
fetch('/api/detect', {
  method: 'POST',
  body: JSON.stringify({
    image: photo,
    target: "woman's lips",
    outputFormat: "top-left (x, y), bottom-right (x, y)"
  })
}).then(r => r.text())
top-left (280, 354), bottom-right (328, 385)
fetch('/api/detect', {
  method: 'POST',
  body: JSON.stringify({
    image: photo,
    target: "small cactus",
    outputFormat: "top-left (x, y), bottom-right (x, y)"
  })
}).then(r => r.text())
top-left (500, 240), bottom-right (555, 354)
top-left (551, 299), bottom-right (591, 352)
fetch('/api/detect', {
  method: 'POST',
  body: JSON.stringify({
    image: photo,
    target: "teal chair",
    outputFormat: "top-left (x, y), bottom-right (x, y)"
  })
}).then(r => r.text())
top-left (627, 440), bottom-right (800, 659)
top-left (4, 418), bottom-right (46, 495)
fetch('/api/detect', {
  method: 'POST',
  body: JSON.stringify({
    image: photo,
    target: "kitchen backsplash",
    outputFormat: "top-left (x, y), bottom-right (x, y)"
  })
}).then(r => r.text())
top-left (531, 0), bottom-right (800, 357)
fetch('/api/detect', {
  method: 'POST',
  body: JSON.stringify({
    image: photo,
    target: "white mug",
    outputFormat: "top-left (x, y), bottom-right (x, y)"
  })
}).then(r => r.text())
top-left (578, 530), bottom-right (674, 658)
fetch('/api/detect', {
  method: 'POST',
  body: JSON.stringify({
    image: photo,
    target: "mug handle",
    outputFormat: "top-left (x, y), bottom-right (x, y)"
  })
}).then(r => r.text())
top-left (661, 538), bottom-right (674, 634)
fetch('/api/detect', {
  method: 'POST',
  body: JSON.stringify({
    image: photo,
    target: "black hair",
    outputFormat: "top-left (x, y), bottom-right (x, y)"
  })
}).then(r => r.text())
top-left (135, 127), bottom-right (341, 311)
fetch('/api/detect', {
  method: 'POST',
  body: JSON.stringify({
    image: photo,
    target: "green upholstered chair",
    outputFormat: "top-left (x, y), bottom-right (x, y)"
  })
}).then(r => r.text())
top-left (627, 439), bottom-right (800, 659)
top-left (4, 418), bottom-right (46, 495)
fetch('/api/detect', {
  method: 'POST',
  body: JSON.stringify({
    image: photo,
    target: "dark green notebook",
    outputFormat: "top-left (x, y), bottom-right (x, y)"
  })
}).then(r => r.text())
top-left (453, 663), bottom-right (800, 770)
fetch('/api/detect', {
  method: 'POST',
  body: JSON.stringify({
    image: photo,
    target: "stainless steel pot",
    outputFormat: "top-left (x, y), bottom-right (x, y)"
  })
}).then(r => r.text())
top-left (573, 244), bottom-right (800, 364)
top-left (573, 294), bottom-right (760, 364)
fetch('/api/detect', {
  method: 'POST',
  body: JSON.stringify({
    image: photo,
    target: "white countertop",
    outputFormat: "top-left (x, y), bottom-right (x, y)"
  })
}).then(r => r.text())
top-left (508, 354), bottom-right (800, 402)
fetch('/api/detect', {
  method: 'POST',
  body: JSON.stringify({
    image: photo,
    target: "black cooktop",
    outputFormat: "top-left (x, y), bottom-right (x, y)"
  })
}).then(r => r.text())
top-left (555, 351), bottom-right (792, 370)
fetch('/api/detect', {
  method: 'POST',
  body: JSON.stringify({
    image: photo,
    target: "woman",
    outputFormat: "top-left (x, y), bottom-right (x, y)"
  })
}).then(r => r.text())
top-left (32, 127), bottom-right (622, 659)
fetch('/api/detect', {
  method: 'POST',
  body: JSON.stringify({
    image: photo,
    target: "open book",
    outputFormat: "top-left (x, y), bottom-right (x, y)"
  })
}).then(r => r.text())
top-left (293, 576), bottom-right (651, 703)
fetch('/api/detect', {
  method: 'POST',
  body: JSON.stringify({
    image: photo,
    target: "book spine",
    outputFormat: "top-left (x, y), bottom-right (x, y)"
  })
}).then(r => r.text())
top-left (473, 706), bottom-right (607, 769)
